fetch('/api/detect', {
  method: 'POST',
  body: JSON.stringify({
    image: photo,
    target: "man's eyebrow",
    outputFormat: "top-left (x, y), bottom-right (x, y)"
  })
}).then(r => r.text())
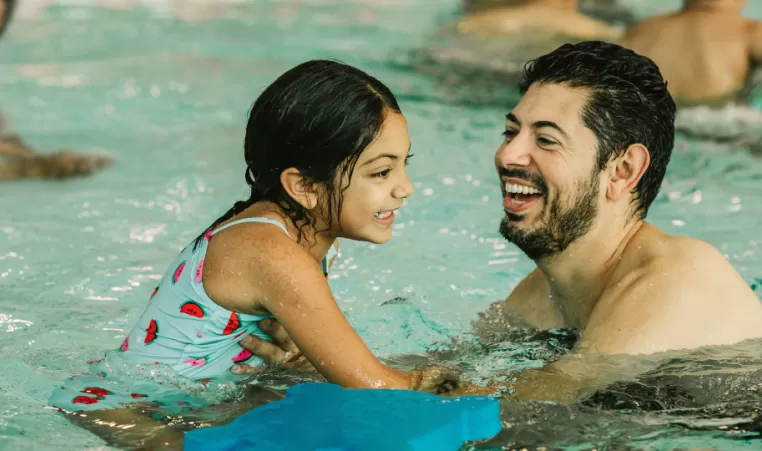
top-left (506, 113), bottom-right (570, 140)
top-left (534, 121), bottom-right (570, 140)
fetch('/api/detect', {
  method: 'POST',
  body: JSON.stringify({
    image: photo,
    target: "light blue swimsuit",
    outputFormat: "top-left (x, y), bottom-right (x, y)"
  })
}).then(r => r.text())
top-left (49, 217), bottom-right (336, 412)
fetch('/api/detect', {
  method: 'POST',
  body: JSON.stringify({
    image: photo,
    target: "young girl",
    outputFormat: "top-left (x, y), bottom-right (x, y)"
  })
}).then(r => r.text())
top-left (50, 60), bottom-right (457, 421)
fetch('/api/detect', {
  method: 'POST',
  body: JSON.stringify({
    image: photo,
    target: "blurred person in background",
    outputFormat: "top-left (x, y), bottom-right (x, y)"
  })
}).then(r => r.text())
top-left (620, 0), bottom-right (762, 106)
top-left (456, 0), bottom-right (762, 107)
top-left (455, 0), bottom-right (622, 41)
top-left (0, 0), bottom-right (113, 181)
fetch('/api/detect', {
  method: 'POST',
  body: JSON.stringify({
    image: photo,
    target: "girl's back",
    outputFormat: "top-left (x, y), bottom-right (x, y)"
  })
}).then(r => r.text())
top-left (120, 217), bottom-right (338, 382)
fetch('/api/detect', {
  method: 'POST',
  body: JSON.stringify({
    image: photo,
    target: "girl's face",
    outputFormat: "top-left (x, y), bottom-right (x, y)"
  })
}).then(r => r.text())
top-left (332, 112), bottom-right (414, 244)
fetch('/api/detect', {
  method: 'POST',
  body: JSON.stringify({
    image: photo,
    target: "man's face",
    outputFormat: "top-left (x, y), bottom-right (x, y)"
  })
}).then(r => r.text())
top-left (495, 82), bottom-right (603, 260)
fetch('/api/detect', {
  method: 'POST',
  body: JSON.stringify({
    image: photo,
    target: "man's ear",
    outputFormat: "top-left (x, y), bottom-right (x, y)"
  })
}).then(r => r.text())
top-left (606, 143), bottom-right (649, 202)
top-left (280, 167), bottom-right (318, 209)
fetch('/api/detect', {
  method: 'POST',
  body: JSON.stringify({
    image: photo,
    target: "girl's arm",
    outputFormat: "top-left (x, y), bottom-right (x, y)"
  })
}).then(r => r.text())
top-left (257, 236), bottom-right (452, 391)
top-left (205, 227), bottom-right (456, 392)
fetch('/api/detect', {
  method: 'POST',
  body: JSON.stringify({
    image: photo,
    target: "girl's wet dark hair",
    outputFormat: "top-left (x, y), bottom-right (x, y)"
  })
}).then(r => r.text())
top-left (195, 60), bottom-right (402, 247)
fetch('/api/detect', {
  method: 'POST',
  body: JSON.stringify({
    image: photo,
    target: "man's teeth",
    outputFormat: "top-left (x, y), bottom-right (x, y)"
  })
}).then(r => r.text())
top-left (505, 183), bottom-right (541, 195)
top-left (375, 210), bottom-right (393, 219)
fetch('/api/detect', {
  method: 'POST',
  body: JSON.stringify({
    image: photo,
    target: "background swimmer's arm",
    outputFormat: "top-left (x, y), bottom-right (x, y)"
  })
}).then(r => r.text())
top-left (0, 136), bottom-right (35, 180)
top-left (247, 236), bottom-right (457, 392)
top-left (0, 135), bottom-right (36, 157)
top-left (0, 135), bottom-right (113, 180)
top-left (0, 151), bottom-right (113, 180)
top-left (750, 21), bottom-right (762, 63)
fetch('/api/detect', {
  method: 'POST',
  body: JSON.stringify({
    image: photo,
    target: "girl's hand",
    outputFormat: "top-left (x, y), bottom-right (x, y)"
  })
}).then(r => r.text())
top-left (408, 365), bottom-right (461, 394)
top-left (233, 320), bottom-right (462, 396)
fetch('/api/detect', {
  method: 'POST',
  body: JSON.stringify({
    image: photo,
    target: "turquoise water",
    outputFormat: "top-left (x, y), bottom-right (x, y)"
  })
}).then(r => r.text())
top-left (1, 1), bottom-right (762, 449)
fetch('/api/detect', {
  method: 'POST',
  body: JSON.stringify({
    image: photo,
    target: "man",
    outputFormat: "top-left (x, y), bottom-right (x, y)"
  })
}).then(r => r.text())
top-left (455, 0), bottom-right (621, 41)
top-left (445, 40), bottom-right (762, 398)
top-left (480, 40), bottom-right (762, 356)
top-left (234, 41), bottom-right (762, 401)
top-left (619, 0), bottom-right (762, 105)
top-left (0, 0), bottom-right (113, 181)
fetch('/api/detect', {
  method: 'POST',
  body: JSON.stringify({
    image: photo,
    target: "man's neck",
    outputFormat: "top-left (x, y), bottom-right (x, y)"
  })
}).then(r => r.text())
top-left (683, 0), bottom-right (745, 12)
top-left (535, 217), bottom-right (644, 329)
top-left (524, 0), bottom-right (578, 11)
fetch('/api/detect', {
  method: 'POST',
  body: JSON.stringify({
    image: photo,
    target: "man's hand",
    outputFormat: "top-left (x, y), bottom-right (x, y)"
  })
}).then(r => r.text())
top-left (408, 365), bottom-right (461, 394)
top-left (231, 318), bottom-right (316, 375)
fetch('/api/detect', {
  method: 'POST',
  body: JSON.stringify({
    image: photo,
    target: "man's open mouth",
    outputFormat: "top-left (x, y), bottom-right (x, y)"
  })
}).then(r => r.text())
top-left (504, 182), bottom-right (544, 213)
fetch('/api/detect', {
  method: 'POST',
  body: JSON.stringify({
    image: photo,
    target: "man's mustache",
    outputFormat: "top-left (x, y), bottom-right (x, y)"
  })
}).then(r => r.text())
top-left (499, 168), bottom-right (547, 192)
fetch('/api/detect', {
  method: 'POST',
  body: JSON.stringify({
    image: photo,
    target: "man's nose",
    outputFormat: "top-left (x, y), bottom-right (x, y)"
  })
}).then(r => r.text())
top-left (495, 137), bottom-right (532, 169)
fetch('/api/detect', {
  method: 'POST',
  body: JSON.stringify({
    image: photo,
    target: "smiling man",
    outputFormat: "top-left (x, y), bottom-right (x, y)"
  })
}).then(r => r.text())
top-left (491, 41), bottom-right (762, 355)
top-left (439, 40), bottom-right (762, 401)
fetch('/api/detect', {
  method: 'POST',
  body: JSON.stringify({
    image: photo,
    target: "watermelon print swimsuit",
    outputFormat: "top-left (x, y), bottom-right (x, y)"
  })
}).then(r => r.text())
top-left (49, 217), bottom-right (336, 412)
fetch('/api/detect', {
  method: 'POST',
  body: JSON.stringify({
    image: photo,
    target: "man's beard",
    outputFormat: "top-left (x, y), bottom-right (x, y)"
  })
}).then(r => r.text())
top-left (499, 171), bottom-right (599, 261)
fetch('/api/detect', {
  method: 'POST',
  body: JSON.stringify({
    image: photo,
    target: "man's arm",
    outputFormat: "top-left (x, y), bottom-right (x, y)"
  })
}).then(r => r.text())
top-left (446, 348), bottom-right (661, 403)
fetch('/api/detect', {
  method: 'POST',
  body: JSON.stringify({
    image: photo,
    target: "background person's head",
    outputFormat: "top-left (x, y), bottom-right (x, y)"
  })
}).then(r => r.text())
top-left (683, 0), bottom-right (746, 12)
top-left (495, 41), bottom-right (676, 260)
top-left (200, 60), bottom-right (413, 246)
top-left (0, 0), bottom-right (16, 38)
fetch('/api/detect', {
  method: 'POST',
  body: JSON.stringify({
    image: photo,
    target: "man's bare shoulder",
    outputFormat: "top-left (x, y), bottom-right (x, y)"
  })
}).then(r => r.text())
top-left (583, 230), bottom-right (762, 355)
top-left (639, 233), bottom-right (747, 283)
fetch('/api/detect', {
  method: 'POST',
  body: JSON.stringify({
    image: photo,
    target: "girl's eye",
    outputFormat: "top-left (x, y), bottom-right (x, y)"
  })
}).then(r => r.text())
top-left (372, 169), bottom-right (391, 178)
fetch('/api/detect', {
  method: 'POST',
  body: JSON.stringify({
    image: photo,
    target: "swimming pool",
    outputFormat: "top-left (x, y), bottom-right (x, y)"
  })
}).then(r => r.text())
top-left (1, 0), bottom-right (762, 449)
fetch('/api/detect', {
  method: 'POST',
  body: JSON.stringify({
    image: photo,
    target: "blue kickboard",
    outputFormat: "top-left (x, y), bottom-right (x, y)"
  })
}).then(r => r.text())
top-left (185, 383), bottom-right (501, 451)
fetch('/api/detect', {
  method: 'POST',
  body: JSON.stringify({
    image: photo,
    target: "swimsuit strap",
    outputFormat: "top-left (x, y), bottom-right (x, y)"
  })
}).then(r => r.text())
top-left (211, 217), bottom-right (332, 276)
top-left (211, 217), bottom-right (290, 237)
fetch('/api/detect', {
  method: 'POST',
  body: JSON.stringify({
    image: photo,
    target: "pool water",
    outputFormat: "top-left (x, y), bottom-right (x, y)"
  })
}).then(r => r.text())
top-left (1, 0), bottom-right (762, 449)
